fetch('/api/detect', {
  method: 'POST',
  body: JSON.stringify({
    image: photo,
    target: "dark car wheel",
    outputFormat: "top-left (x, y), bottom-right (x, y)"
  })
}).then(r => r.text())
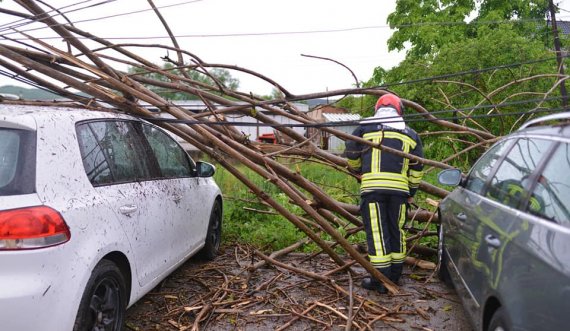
top-left (198, 200), bottom-right (222, 260)
top-left (489, 307), bottom-right (510, 331)
top-left (437, 224), bottom-right (453, 287)
top-left (74, 260), bottom-right (127, 331)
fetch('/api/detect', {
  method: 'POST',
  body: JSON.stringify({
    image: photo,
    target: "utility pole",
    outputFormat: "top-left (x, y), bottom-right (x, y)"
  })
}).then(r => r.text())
top-left (549, 0), bottom-right (568, 108)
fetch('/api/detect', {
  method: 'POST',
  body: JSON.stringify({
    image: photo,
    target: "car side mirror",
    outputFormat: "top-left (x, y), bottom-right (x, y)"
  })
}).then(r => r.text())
top-left (196, 161), bottom-right (216, 177)
top-left (438, 168), bottom-right (463, 186)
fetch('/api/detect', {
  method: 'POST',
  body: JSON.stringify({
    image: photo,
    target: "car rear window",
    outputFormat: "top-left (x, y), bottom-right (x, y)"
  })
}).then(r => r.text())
top-left (465, 139), bottom-right (511, 195)
top-left (76, 120), bottom-right (152, 186)
top-left (486, 138), bottom-right (552, 211)
top-left (0, 128), bottom-right (36, 196)
top-left (530, 142), bottom-right (570, 225)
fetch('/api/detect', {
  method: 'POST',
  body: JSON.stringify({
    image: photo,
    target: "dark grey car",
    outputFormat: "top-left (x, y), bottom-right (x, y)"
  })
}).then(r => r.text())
top-left (437, 113), bottom-right (570, 331)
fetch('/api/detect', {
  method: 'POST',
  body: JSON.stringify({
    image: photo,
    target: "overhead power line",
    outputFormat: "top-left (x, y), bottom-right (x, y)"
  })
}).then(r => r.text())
top-left (3, 19), bottom-right (563, 41)
top-left (137, 96), bottom-right (566, 128)
top-left (0, 0), bottom-right (100, 29)
top-left (0, 0), bottom-right (116, 32)
top-left (0, 1), bottom-right (567, 41)
top-left (0, 2), bottom-right (568, 110)
top-left (142, 107), bottom-right (563, 130)
top-left (0, 0), bottom-right (205, 36)
top-left (128, 54), bottom-right (566, 96)
top-left (0, 52), bottom-right (564, 108)
top-left (376, 55), bottom-right (565, 90)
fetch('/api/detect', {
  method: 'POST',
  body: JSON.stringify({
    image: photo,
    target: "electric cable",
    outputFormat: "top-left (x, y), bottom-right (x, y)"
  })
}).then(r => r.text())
top-left (2, 19), bottom-right (560, 41)
top-left (0, 1), bottom-right (567, 121)
top-left (0, 1), bottom-right (564, 40)
top-left (376, 56), bottom-right (565, 89)
top-left (0, 0), bottom-right (205, 36)
top-left (138, 100), bottom-right (567, 128)
top-left (0, 0), bottom-right (563, 90)
top-left (0, 69), bottom-right (88, 99)
top-left (2, 51), bottom-right (562, 102)
top-left (1, 53), bottom-right (563, 107)
top-left (0, 0), bottom-right (115, 32)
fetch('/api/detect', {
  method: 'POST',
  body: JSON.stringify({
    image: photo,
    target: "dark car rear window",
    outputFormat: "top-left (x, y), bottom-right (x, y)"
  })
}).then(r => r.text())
top-left (0, 128), bottom-right (36, 196)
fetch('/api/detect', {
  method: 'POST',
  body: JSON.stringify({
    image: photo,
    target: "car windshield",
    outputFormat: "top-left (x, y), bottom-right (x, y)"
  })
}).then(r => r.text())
top-left (0, 128), bottom-right (36, 196)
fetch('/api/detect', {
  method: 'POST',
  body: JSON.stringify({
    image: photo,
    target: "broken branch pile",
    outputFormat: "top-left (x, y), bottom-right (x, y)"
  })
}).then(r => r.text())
top-left (125, 245), bottom-right (459, 330)
top-left (2, 2), bottom-right (562, 327)
top-left (2, 0), bottom-right (466, 296)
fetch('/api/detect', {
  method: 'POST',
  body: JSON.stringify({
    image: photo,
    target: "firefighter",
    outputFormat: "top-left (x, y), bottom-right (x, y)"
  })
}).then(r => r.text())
top-left (345, 93), bottom-right (424, 293)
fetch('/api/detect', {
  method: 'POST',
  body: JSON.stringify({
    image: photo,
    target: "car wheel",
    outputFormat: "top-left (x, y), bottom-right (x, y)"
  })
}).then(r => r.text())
top-left (489, 307), bottom-right (510, 331)
top-left (198, 200), bottom-right (222, 260)
top-left (74, 260), bottom-right (127, 331)
top-left (438, 224), bottom-right (453, 287)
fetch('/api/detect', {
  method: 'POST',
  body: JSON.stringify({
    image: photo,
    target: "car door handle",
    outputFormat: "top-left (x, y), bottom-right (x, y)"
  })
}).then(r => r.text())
top-left (484, 234), bottom-right (501, 248)
top-left (456, 212), bottom-right (467, 221)
top-left (119, 204), bottom-right (138, 215)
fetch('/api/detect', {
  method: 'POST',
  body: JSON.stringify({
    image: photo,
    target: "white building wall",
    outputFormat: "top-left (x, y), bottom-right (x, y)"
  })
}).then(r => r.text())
top-left (321, 113), bottom-right (361, 155)
top-left (225, 113), bottom-right (305, 141)
top-left (328, 124), bottom-right (359, 155)
top-left (154, 101), bottom-right (308, 147)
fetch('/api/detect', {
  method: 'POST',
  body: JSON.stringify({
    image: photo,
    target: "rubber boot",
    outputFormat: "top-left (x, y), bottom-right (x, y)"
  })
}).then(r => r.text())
top-left (390, 263), bottom-right (404, 285)
top-left (361, 277), bottom-right (387, 294)
top-left (361, 269), bottom-right (389, 294)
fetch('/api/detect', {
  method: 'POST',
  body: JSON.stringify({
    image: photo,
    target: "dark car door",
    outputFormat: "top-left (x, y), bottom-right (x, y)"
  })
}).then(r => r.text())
top-left (440, 139), bottom-right (513, 318)
top-left (464, 137), bottom-right (553, 303)
top-left (441, 137), bottom-right (553, 322)
top-left (502, 141), bottom-right (570, 330)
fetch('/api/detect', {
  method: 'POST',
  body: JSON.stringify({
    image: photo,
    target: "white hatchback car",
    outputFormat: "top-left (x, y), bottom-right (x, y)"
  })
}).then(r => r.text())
top-left (0, 105), bottom-right (223, 331)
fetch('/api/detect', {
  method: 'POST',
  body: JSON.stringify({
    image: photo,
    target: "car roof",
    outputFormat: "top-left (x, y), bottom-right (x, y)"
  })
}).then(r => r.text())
top-left (518, 112), bottom-right (570, 130)
top-left (517, 123), bottom-right (570, 136)
top-left (514, 112), bottom-right (570, 140)
top-left (0, 104), bottom-right (139, 130)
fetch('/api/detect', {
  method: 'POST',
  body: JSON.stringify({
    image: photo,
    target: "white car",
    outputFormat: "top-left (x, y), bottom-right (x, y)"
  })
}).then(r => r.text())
top-left (0, 105), bottom-right (223, 331)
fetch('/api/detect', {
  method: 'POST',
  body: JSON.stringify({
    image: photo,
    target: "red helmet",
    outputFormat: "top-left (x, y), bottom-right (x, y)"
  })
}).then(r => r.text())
top-left (375, 93), bottom-right (403, 115)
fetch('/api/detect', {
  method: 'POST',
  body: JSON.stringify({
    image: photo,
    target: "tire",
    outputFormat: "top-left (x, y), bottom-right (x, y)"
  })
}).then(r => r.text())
top-left (489, 307), bottom-right (510, 331)
top-left (198, 200), bottom-right (222, 260)
top-left (74, 260), bottom-right (127, 331)
top-left (438, 224), bottom-right (453, 287)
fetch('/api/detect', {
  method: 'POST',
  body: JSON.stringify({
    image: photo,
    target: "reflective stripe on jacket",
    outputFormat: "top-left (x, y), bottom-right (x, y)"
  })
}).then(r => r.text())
top-left (345, 122), bottom-right (424, 196)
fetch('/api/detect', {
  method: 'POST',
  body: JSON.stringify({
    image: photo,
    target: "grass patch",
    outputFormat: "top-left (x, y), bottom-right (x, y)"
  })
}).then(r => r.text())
top-left (214, 160), bottom-right (361, 251)
top-left (214, 159), bottom-right (445, 253)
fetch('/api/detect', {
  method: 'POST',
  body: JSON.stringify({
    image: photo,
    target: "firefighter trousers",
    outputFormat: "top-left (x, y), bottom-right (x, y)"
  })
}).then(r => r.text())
top-left (360, 192), bottom-right (407, 279)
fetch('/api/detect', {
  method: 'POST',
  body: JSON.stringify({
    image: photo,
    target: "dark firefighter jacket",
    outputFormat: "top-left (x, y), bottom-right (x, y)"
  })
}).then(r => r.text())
top-left (345, 122), bottom-right (424, 197)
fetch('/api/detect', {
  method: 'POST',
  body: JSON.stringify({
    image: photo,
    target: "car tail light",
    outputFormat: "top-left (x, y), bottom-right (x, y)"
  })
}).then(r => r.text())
top-left (0, 206), bottom-right (71, 250)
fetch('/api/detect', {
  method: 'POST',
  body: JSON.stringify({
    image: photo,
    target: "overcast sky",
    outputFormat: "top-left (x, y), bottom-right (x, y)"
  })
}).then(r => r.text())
top-left (1, 0), bottom-right (570, 96)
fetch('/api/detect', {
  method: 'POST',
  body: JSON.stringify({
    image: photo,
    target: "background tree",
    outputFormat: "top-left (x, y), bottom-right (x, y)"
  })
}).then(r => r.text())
top-left (338, 0), bottom-right (563, 167)
top-left (128, 63), bottom-right (239, 100)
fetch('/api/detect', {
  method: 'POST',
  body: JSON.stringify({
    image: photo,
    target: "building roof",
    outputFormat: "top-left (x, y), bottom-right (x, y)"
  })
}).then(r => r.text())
top-left (310, 104), bottom-right (349, 113)
top-left (559, 21), bottom-right (570, 34)
top-left (143, 100), bottom-right (310, 113)
top-left (322, 113), bottom-right (361, 122)
top-left (548, 20), bottom-right (570, 35)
